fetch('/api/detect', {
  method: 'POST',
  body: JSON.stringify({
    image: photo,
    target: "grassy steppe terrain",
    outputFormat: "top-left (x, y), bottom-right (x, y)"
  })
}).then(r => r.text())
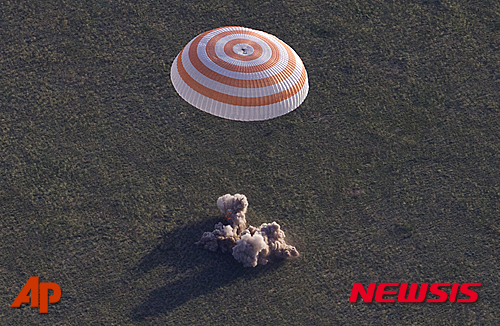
top-left (1, 0), bottom-right (499, 325)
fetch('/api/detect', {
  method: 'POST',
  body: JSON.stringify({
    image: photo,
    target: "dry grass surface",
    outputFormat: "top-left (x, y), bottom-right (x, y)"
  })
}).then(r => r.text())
top-left (1, 0), bottom-right (499, 325)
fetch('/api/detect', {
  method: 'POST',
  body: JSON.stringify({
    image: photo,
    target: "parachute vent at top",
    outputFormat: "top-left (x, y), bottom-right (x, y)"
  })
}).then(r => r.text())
top-left (170, 26), bottom-right (309, 121)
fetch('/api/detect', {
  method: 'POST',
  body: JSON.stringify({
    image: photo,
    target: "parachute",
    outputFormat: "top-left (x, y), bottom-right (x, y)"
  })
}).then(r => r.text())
top-left (170, 26), bottom-right (309, 121)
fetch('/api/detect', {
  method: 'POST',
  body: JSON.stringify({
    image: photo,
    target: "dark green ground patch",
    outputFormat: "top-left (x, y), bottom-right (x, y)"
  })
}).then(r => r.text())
top-left (2, 0), bottom-right (499, 325)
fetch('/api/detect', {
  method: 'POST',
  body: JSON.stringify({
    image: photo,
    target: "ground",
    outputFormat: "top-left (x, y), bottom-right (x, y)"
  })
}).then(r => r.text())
top-left (1, 0), bottom-right (499, 325)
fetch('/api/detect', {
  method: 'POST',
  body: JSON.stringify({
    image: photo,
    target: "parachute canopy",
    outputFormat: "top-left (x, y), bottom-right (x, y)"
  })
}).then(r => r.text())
top-left (170, 26), bottom-right (309, 121)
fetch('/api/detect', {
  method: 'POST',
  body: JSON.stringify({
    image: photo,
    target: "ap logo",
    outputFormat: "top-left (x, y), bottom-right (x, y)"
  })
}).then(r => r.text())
top-left (11, 277), bottom-right (61, 313)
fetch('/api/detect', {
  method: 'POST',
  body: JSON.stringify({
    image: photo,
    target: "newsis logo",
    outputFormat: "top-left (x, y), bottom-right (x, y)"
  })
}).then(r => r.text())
top-left (349, 283), bottom-right (481, 303)
top-left (11, 277), bottom-right (61, 313)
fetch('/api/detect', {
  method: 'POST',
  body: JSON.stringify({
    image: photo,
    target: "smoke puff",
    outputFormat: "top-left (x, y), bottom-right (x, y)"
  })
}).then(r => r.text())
top-left (258, 222), bottom-right (300, 260)
top-left (197, 194), bottom-right (299, 267)
top-left (232, 232), bottom-right (268, 267)
top-left (217, 193), bottom-right (248, 234)
top-left (217, 193), bottom-right (248, 216)
top-left (196, 222), bottom-right (237, 253)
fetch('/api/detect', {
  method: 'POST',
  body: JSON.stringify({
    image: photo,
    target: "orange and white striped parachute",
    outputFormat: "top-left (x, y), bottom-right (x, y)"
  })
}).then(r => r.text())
top-left (170, 26), bottom-right (309, 121)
